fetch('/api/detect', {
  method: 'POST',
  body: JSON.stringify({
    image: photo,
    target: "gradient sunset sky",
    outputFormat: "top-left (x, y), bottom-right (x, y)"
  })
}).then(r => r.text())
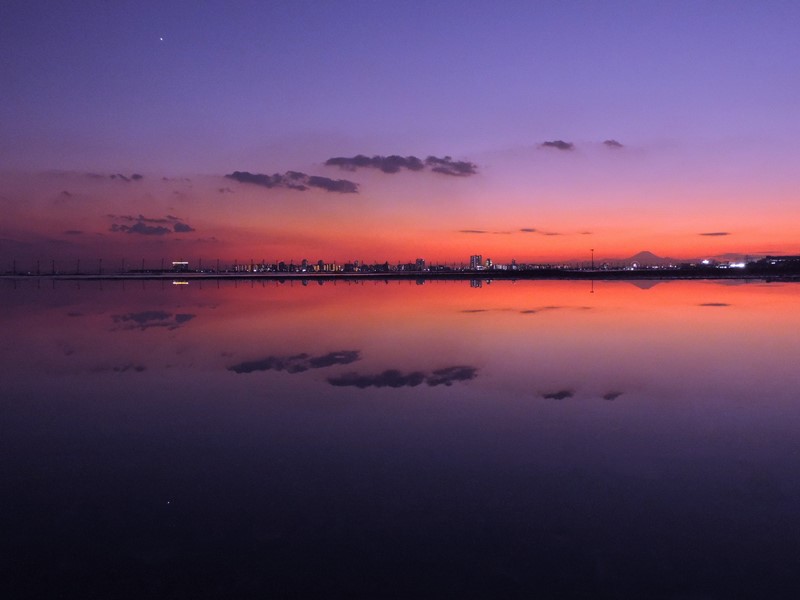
top-left (2, 1), bottom-right (799, 266)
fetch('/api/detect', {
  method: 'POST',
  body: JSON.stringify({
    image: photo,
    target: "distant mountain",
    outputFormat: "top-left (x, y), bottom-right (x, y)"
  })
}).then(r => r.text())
top-left (596, 250), bottom-right (764, 267)
top-left (600, 250), bottom-right (685, 267)
top-left (629, 250), bottom-right (671, 264)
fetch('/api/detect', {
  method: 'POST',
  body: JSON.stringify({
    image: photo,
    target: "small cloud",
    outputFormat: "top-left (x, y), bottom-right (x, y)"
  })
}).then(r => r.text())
top-left (699, 232), bottom-right (730, 237)
top-left (541, 140), bottom-right (574, 151)
top-left (424, 156), bottom-right (478, 177)
top-left (307, 350), bottom-right (361, 368)
top-left (60, 190), bottom-right (72, 197)
top-left (325, 154), bottom-right (425, 173)
top-left (519, 227), bottom-right (563, 236)
top-left (603, 140), bottom-right (623, 149)
top-left (111, 222), bottom-right (171, 236)
top-left (138, 214), bottom-right (172, 224)
top-left (109, 214), bottom-right (195, 235)
top-left (108, 173), bottom-right (143, 182)
top-left (218, 187), bottom-right (234, 194)
top-left (63, 230), bottom-right (83, 235)
top-left (112, 311), bottom-right (195, 331)
top-left (602, 391), bottom-right (623, 400)
top-left (325, 154), bottom-right (477, 177)
top-left (521, 306), bottom-right (559, 314)
top-left (459, 229), bottom-right (488, 234)
top-left (328, 369), bottom-right (427, 388)
top-left (228, 350), bottom-right (361, 374)
top-left (225, 170), bottom-right (358, 194)
top-left (109, 173), bottom-right (142, 182)
top-left (542, 389), bottom-right (574, 400)
top-left (327, 365), bottom-right (478, 389)
top-left (307, 175), bottom-right (359, 194)
top-left (699, 303), bottom-right (730, 307)
top-left (426, 366), bottom-right (477, 386)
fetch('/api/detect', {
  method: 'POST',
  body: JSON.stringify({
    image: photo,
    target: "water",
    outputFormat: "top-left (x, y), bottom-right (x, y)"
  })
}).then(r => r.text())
top-left (2, 278), bottom-right (799, 598)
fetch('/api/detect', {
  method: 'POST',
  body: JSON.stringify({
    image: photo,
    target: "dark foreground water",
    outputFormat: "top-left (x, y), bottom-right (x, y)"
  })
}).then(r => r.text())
top-left (2, 278), bottom-right (799, 599)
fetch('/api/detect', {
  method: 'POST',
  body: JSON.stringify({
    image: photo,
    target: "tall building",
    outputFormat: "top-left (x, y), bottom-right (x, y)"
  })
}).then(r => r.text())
top-left (470, 254), bottom-right (482, 270)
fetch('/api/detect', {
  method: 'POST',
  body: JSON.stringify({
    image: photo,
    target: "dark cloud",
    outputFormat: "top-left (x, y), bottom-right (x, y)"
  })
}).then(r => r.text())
top-left (63, 230), bottom-right (83, 235)
top-left (327, 365), bottom-right (478, 388)
top-left (325, 154), bottom-right (425, 173)
top-left (229, 350), bottom-right (361, 374)
top-left (603, 391), bottom-right (623, 400)
top-left (109, 173), bottom-right (144, 182)
top-left (109, 214), bottom-right (195, 235)
top-left (112, 311), bottom-right (196, 331)
top-left (138, 214), bottom-right (172, 224)
top-left (60, 190), bottom-right (72, 197)
top-left (699, 303), bottom-right (730, 307)
top-left (699, 232), bottom-right (730, 237)
top-left (325, 154), bottom-right (477, 177)
top-left (218, 187), bottom-right (234, 194)
top-left (229, 354), bottom-right (311, 374)
top-left (307, 350), bottom-right (361, 368)
top-left (306, 175), bottom-right (359, 193)
top-left (424, 156), bottom-right (478, 176)
top-left (461, 228), bottom-right (556, 236)
top-left (328, 369), bottom-right (427, 388)
top-left (541, 140), bottom-right (574, 151)
top-left (519, 228), bottom-right (563, 236)
top-left (542, 389), bottom-right (574, 400)
top-left (426, 366), bottom-right (478, 386)
top-left (225, 170), bottom-right (358, 194)
top-left (111, 222), bottom-right (171, 235)
top-left (603, 140), bottom-right (624, 149)
top-left (461, 309), bottom-right (488, 313)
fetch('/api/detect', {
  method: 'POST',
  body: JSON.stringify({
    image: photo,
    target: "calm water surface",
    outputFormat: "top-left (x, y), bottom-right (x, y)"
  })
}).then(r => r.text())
top-left (2, 278), bottom-right (799, 598)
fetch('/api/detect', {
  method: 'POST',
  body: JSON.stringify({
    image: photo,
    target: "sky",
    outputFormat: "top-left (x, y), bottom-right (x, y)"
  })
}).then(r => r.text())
top-left (2, 0), bottom-right (799, 267)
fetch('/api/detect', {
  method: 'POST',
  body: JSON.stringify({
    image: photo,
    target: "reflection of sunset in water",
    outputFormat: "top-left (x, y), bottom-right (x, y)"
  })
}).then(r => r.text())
top-left (3, 278), bottom-right (800, 597)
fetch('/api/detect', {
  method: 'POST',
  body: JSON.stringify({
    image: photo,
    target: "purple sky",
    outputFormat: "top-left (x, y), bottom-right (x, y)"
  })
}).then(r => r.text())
top-left (2, 1), bottom-right (799, 263)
